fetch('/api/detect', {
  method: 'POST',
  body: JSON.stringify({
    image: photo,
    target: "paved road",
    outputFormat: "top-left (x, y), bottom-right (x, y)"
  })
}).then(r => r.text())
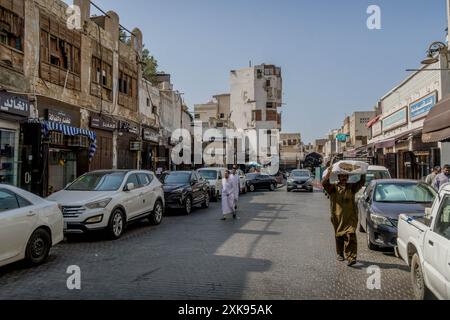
top-left (0, 187), bottom-right (414, 300)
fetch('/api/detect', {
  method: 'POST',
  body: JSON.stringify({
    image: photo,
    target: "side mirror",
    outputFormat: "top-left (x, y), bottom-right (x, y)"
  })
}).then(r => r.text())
top-left (124, 183), bottom-right (135, 192)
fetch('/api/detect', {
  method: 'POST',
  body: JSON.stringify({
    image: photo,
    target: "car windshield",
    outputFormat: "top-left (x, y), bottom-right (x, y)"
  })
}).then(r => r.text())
top-left (162, 172), bottom-right (191, 184)
top-left (374, 183), bottom-right (436, 203)
top-left (291, 171), bottom-right (310, 178)
top-left (246, 173), bottom-right (260, 180)
top-left (366, 170), bottom-right (391, 186)
top-left (198, 170), bottom-right (218, 180)
top-left (66, 172), bottom-right (126, 191)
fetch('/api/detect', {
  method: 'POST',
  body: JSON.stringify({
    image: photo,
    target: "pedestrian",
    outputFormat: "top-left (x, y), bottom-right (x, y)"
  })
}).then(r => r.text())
top-left (322, 166), bottom-right (366, 267)
top-left (231, 166), bottom-right (240, 213)
top-left (221, 170), bottom-right (236, 221)
top-left (434, 164), bottom-right (450, 191)
top-left (425, 166), bottom-right (441, 186)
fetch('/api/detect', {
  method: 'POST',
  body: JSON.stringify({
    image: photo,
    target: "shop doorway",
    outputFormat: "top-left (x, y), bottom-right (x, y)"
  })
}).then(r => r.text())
top-left (48, 148), bottom-right (77, 195)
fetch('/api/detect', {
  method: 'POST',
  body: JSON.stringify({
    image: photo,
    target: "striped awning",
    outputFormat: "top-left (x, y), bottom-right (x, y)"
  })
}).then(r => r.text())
top-left (41, 121), bottom-right (97, 160)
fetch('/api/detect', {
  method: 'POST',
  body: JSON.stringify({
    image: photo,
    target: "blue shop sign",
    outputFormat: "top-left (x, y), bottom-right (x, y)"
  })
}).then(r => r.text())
top-left (409, 92), bottom-right (437, 122)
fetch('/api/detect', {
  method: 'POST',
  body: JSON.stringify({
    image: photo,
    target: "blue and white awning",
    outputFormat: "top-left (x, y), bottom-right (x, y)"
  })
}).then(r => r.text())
top-left (41, 121), bottom-right (97, 161)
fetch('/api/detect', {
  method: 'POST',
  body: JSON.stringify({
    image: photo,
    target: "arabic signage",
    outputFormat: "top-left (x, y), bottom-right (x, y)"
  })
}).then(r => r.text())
top-left (0, 92), bottom-right (31, 117)
top-left (90, 115), bottom-right (117, 132)
top-left (409, 92), bottom-right (437, 122)
top-left (142, 128), bottom-right (160, 143)
top-left (371, 121), bottom-right (382, 137)
top-left (118, 121), bottom-right (139, 135)
top-left (47, 109), bottom-right (74, 125)
top-left (382, 108), bottom-right (408, 132)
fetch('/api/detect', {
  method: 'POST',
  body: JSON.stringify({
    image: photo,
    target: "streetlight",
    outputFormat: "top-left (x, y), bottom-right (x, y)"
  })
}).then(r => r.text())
top-left (420, 41), bottom-right (447, 65)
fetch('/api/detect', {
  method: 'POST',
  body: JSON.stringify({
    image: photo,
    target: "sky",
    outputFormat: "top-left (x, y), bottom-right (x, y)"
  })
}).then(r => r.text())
top-left (69, 0), bottom-right (447, 143)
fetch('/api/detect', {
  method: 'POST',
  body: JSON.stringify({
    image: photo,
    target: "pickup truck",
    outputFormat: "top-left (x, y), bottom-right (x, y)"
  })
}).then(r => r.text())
top-left (396, 183), bottom-right (450, 300)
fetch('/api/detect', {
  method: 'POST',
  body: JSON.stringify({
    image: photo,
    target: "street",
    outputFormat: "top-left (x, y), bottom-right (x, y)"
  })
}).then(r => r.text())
top-left (0, 188), bottom-right (413, 300)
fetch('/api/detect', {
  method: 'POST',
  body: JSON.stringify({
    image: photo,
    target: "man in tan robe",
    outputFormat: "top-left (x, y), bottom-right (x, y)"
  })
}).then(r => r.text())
top-left (322, 168), bottom-right (366, 267)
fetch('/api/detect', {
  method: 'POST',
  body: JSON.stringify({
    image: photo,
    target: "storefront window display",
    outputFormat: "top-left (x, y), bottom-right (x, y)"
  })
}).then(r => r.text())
top-left (0, 129), bottom-right (18, 185)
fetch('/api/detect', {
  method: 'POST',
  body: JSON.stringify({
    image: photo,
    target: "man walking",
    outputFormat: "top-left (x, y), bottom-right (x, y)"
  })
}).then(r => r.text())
top-left (322, 167), bottom-right (366, 267)
top-left (425, 166), bottom-right (440, 186)
top-left (221, 170), bottom-right (236, 221)
top-left (231, 166), bottom-right (240, 217)
top-left (434, 164), bottom-right (450, 191)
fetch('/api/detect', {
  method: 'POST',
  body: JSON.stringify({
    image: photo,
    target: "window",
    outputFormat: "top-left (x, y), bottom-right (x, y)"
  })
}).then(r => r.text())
top-left (17, 194), bottom-right (31, 208)
top-left (0, 189), bottom-right (19, 212)
top-left (119, 71), bottom-right (133, 96)
top-left (126, 174), bottom-right (140, 188)
top-left (0, 6), bottom-right (24, 52)
top-left (374, 183), bottom-right (436, 203)
top-left (152, 105), bottom-right (157, 114)
top-left (217, 122), bottom-right (224, 128)
top-left (266, 79), bottom-right (271, 87)
top-left (252, 110), bottom-right (262, 122)
top-left (220, 113), bottom-right (225, 119)
top-left (435, 196), bottom-right (450, 240)
top-left (137, 173), bottom-right (153, 187)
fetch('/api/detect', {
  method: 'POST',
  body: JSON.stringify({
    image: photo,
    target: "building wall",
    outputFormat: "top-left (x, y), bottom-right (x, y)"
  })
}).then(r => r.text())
top-left (350, 111), bottom-right (375, 147)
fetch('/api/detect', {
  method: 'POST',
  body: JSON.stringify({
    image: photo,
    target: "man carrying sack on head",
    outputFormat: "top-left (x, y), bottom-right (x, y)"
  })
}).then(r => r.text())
top-left (322, 161), bottom-right (367, 267)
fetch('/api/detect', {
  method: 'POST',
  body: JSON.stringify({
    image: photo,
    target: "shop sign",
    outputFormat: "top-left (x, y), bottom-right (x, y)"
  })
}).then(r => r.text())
top-left (372, 121), bottom-right (382, 137)
top-left (382, 108), bottom-right (407, 132)
top-left (409, 92), bottom-right (437, 122)
top-left (143, 128), bottom-right (160, 143)
top-left (130, 141), bottom-right (142, 151)
top-left (118, 121), bottom-right (139, 135)
top-left (91, 115), bottom-right (117, 132)
top-left (47, 109), bottom-right (74, 125)
top-left (0, 92), bottom-right (31, 117)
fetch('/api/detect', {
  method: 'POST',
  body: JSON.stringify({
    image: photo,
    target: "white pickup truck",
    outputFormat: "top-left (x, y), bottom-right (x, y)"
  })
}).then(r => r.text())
top-left (396, 183), bottom-right (450, 300)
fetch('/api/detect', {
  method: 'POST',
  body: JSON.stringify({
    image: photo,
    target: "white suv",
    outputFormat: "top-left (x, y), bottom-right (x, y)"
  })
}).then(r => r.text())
top-left (48, 170), bottom-right (165, 239)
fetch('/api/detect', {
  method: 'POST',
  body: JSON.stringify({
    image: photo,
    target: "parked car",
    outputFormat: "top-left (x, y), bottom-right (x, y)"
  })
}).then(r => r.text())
top-left (287, 169), bottom-right (314, 192)
top-left (355, 165), bottom-right (391, 201)
top-left (198, 168), bottom-right (224, 202)
top-left (161, 171), bottom-right (210, 215)
top-left (396, 183), bottom-right (450, 300)
top-left (358, 179), bottom-right (436, 250)
top-left (0, 184), bottom-right (64, 267)
top-left (246, 173), bottom-right (277, 192)
top-left (47, 170), bottom-right (165, 240)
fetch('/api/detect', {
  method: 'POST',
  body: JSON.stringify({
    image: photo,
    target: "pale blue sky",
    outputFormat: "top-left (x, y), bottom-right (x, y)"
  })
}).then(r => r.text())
top-left (68, 0), bottom-right (447, 143)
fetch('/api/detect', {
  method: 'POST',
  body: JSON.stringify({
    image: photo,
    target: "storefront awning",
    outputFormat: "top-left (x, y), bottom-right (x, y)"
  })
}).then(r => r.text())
top-left (40, 121), bottom-right (97, 160)
top-left (422, 97), bottom-right (450, 143)
top-left (373, 129), bottom-right (421, 149)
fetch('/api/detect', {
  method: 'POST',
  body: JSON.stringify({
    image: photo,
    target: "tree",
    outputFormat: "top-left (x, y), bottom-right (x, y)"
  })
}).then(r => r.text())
top-left (141, 47), bottom-right (159, 84)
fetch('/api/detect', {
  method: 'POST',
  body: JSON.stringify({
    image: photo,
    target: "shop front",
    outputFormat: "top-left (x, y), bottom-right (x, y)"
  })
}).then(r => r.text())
top-left (141, 127), bottom-right (159, 171)
top-left (0, 91), bottom-right (31, 186)
top-left (22, 97), bottom-right (96, 196)
top-left (423, 96), bottom-right (450, 165)
top-left (89, 114), bottom-right (116, 171)
top-left (117, 120), bottom-right (139, 170)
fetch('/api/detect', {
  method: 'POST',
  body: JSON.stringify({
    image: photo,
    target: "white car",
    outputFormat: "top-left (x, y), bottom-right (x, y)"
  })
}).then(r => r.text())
top-left (355, 165), bottom-right (391, 201)
top-left (0, 184), bottom-right (64, 268)
top-left (47, 170), bottom-right (165, 240)
top-left (198, 168), bottom-right (224, 202)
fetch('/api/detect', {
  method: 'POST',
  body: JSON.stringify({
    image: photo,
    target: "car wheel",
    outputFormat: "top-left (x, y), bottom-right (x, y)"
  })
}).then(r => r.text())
top-left (108, 209), bottom-right (125, 240)
top-left (202, 193), bottom-right (210, 209)
top-left (25, 228), bottom-right (51, 266)
top-left (184, 196), bottom-right (192, 215)
top-left (366, 223), bottom-right (378, 250)
top-left (249, 184), bottom-right (255, 192)
top-left (269, 183), bottom-right (276, 191)
top-left (149, 200), bottom-right (164, 225)
top-left (411, 253), bottom-right (432, 300)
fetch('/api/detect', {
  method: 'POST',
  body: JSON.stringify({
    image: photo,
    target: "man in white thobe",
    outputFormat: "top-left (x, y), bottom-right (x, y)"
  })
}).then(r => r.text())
top-left (221, 170), bottom-right (235, 221)
top-left (231, 166), bottom-right (240, 213)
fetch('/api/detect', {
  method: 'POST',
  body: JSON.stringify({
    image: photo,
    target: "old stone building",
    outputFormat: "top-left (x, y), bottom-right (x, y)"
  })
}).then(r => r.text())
top-left (0, 0), bottom-right (151, 196)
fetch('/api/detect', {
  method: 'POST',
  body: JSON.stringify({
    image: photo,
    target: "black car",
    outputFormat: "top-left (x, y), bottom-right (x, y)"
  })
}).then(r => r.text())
top-left (358, 179), bottom-right (437, 250)
top-left (246, 173), bottom-right (277, 192)
top-left (161, 171), bottom-right (210, 215)
top-left (287, 169), bottom-right (314, 192)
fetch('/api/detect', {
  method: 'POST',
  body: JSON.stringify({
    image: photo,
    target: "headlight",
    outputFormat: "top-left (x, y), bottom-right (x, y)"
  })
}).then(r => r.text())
top-left (370, 214), bottom-right (395, 227)
top-left (85, 215), bottom-right (104, 224)
top-left (85, 198), bottom-right (112, 209)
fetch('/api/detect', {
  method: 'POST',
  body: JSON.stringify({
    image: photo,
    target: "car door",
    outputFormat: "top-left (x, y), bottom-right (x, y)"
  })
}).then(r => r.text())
top-left (122, 173), bottom-right (145, 219)
top-left (137, 173), bottom-right (156, 213)
top-left (424, 195), bottom-right (450, 299)
top-left (0, 189), bottom-right (36, 263)
top-left (190, 172), bottom-right (202, 204)
top-left (359, 183), bottom-right (374, 230)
